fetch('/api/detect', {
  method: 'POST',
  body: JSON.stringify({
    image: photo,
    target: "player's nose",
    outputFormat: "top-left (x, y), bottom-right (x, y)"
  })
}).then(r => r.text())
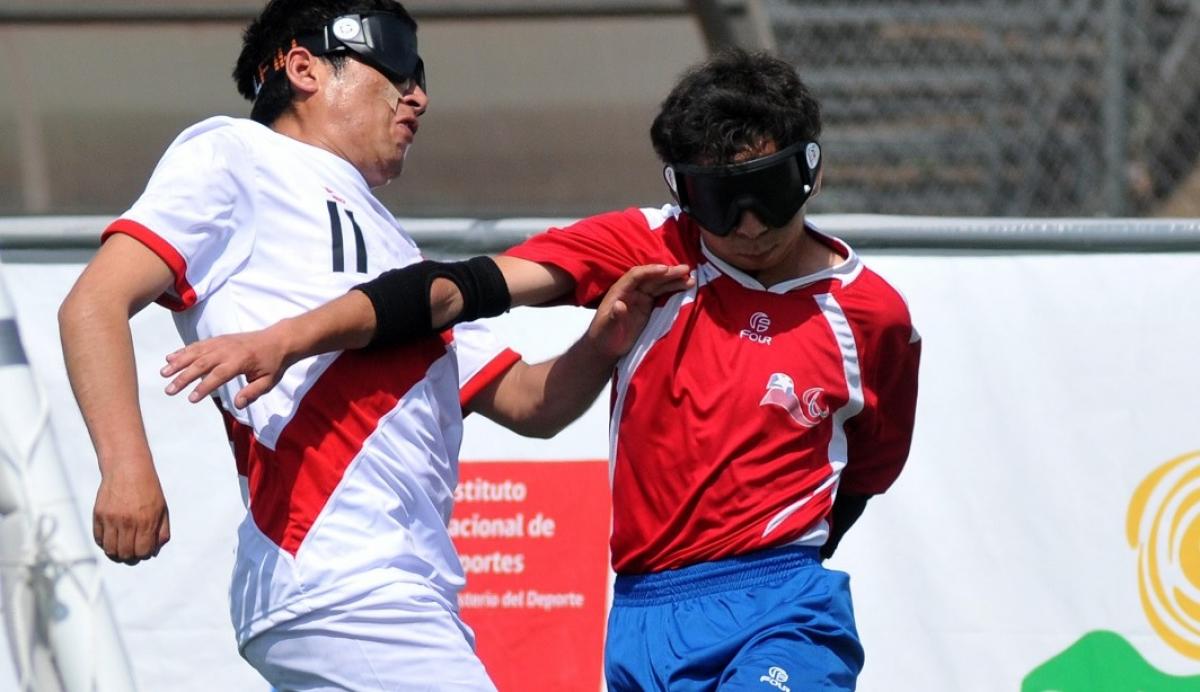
top-left (732, 211), bottom-right (769, 239)
top-left (405, 84), bottom-right (429, 117)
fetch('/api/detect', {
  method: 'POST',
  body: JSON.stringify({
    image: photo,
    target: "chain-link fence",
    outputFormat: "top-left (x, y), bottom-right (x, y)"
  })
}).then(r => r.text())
top-left (763, 0), bottom-right (1200, 217)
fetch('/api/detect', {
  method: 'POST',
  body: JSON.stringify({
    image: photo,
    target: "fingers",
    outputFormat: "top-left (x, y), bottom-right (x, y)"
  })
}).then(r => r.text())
top-left (165, 367), bottom-right (230, 403)
top-left (117, 515), bottom-right (145, 566)
top-left (235, 377), bottom-right (275, 409)
top-left (156, 514), bottom-right (171, 558)
top-left (189, 363), bottom-right (242, 403)
top-left (95, 489), bottom-right (168, 565)
top-left (643, 264), bottom-right (694, 295)
top-left (133, 516), bottom-right (163, 562)
top-left (644, 276), bottom-right (693, 297)
top-left (99, 516), bottom-right (126, 564)
top-left (162, 332), bottom-right (287, 405)
top-left (162, 347), bottom-right (210, 395)
top-left (97, 517), bottom-right (168, 565)
top-left (160, 347), bottom-right (189, 377)
top-left (618, 264), bottom-right (694, 298)
top-left (162, 343), bottom-right (242, 402)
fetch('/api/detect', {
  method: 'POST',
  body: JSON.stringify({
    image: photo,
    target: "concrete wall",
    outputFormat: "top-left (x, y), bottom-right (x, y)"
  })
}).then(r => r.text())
top-left (0, 13), bottom-right (707, 216)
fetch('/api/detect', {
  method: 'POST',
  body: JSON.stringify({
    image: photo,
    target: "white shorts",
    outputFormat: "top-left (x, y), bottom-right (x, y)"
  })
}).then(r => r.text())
top-left (241, 582), bottom-right (496, 691)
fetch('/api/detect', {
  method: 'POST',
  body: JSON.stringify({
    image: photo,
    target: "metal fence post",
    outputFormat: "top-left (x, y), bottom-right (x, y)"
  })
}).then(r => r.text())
top-left (1104, 0), bottom-right (1129, 216)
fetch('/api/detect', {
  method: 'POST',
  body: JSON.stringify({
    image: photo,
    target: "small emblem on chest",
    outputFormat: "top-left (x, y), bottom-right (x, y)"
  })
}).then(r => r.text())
top-left (760, 373), bottom-right (829, 428)
top-left (739, 311), bottom-right (773, 345)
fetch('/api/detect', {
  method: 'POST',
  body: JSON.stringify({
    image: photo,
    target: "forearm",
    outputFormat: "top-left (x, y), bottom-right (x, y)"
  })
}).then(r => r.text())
top-left (481, 334), bottom-right (617, 439)
top-left (59, 295), bottom-right (154, 474)
top-left (275, 289), bottom-right (379, 357)
top-left (427, 256), bottom-right (572, 326)
top-left (355, 256), bottom-right (572, 347)
top-left (533, 334), bottom-right (618, 436)
top-left (469, 262), bottom-right (691, 437)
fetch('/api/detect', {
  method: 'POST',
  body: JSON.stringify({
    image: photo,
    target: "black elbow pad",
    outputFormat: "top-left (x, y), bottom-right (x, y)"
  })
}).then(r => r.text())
top-left (354, 256), bottom-right (511, 347)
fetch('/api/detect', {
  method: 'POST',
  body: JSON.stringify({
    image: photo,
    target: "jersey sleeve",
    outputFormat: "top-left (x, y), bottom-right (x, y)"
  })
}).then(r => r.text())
top-left (841, 293), bottom-right (922, 496)
top-left (452, 320), bottom-right (522, 409)
top-left (101, 122), bottom-right (255, 311)
top-left (502, 207), bottom-right (676, 307)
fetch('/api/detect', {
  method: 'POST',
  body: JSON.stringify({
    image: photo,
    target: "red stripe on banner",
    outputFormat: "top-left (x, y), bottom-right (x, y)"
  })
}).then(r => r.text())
top-left (460, 348), bottom-right (521, 410)
top-left (102, 219), bottom-right (197, 311)
top-left (228, 337), bottom-right (449, 555)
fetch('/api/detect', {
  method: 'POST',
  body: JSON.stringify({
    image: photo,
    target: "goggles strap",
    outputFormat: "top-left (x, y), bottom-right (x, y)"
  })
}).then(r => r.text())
top-left (252, 39), bottom-right (299, 97)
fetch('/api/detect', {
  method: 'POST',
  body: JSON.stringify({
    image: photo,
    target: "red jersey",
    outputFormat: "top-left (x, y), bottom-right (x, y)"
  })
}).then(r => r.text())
top-left (505, 206), bottom-right (920, 574)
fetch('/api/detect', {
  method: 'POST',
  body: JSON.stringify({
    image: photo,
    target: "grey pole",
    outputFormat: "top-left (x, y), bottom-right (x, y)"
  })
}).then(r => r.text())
top-left (687, 0), bottom-right (739, 52)
top-left (1103, 0), bottom-right (1129, 216)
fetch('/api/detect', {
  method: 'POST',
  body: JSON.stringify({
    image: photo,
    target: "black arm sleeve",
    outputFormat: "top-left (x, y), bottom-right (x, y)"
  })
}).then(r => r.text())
top-left (819, 493), bottom-right (872, 560)
top-left (354, 256), bottom-right (511, 347)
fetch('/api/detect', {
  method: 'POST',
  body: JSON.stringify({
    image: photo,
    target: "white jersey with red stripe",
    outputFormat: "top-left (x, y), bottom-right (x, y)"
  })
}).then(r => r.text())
top-left (505, 206), bottom-right (920, 575)
top-left (105, 116), bottom-right (519, 646)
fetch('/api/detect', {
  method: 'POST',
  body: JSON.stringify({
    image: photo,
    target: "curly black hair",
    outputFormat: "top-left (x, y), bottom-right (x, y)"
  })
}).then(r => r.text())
top-left (232, 0), bottom-right (416, 125)
top-left (650, 49), bottom-right (821, 166)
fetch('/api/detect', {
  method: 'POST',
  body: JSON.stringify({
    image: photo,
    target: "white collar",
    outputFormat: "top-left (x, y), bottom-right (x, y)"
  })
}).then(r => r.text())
top-left (698, 224), bottom-right (863, 294)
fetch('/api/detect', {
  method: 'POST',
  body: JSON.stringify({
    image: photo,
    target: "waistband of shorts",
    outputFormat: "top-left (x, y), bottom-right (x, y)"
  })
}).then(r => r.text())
top-left (612, 545), bottom-right (821, 606)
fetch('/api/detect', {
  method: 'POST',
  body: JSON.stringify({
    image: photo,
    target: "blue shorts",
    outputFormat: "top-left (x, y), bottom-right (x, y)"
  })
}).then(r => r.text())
top-left (605, 546), bottom-right (863, 692)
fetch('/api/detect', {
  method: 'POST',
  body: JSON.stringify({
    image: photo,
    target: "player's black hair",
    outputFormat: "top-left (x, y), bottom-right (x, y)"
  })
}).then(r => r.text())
top-left (650, 48), bottom-right (822, 166)
top-left (233, 0), bottom-right (416, 125)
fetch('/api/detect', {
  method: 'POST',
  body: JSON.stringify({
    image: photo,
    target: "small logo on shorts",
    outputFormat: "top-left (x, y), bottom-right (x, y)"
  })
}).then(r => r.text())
top-left (759, 666), bottom-right (792, 692)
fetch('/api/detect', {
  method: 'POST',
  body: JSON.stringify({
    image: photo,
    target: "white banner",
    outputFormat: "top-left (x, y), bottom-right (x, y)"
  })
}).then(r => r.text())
top-left (2, 248), bottom-right (1199, 690)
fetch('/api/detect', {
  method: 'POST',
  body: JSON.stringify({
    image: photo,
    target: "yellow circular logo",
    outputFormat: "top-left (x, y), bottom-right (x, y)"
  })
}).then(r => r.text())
top-left (1126, 450), bottom-right (1200, 660)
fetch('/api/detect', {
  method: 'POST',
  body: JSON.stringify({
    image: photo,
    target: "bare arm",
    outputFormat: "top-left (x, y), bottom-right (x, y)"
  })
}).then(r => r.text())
top-left (163, 255), bottom-right (578, 406)
top-left (59, 234), bottom-right (175, 564)
top-left (468, 264), bottom-right (691, 437)
top-left (162, 289), bottom-right (378, 407)
top-left (425, 256), bottom-right (575, 327)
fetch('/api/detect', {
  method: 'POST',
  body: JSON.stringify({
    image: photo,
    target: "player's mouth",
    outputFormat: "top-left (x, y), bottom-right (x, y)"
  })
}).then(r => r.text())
top-left (396, 117), bottom-right (419, 139)
top-left (736, 242), bottom-right (777, 260)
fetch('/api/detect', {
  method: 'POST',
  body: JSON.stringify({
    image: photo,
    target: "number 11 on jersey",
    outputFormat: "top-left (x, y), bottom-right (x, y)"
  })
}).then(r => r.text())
top-left (327, 201), bottom-right (368, 273)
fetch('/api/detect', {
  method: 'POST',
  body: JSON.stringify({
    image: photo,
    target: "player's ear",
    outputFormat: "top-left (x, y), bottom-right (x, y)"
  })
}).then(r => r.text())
top-left (811, 168), bottom-right (823, 199)
top-left (285, 46), bottom-right (322, 97)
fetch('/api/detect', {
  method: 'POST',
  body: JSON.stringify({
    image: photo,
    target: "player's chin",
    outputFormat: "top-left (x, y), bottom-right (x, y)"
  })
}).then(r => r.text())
top-left (379, 156), bottom-right (407, 183)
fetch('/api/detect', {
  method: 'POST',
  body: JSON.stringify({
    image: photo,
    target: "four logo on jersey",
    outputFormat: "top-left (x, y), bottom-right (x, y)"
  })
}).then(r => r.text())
top-left (740, 311), bottom-right (774, 345)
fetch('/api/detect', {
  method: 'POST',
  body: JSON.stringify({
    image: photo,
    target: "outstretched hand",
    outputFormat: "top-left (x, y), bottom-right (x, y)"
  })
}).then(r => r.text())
top-left (586, 263), bottom-right (693, 359)
top-left (161, 326), bottom-right (294, 409)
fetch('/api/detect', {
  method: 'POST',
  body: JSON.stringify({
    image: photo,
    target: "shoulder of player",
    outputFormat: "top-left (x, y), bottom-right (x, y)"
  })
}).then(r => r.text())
top-left (563, 204), bottom-right (680, 236)
top-left (836, 264), bottom-right (915, 329)
top-left (162, 116), bottom-right (256, 167)
top-left (634, 204), bottom-right (686, 233)
top-left (542, 204), bottom-right (689, 261)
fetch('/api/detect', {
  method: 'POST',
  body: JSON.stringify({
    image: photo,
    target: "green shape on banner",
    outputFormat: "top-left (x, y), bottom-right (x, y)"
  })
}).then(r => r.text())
top-left (1022, 630), bottom-right (1200, 692)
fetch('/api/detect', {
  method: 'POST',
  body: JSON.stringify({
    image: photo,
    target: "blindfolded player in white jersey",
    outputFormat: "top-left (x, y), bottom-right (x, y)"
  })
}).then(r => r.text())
top-left (59, 1), bottom-right (691, 689)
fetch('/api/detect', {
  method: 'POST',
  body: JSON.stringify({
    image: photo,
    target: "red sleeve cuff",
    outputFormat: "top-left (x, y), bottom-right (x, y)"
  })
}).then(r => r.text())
top-left (102, 218), bottom-right (197, 311)
top-left (459, 348), bottom-right (522, 410)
